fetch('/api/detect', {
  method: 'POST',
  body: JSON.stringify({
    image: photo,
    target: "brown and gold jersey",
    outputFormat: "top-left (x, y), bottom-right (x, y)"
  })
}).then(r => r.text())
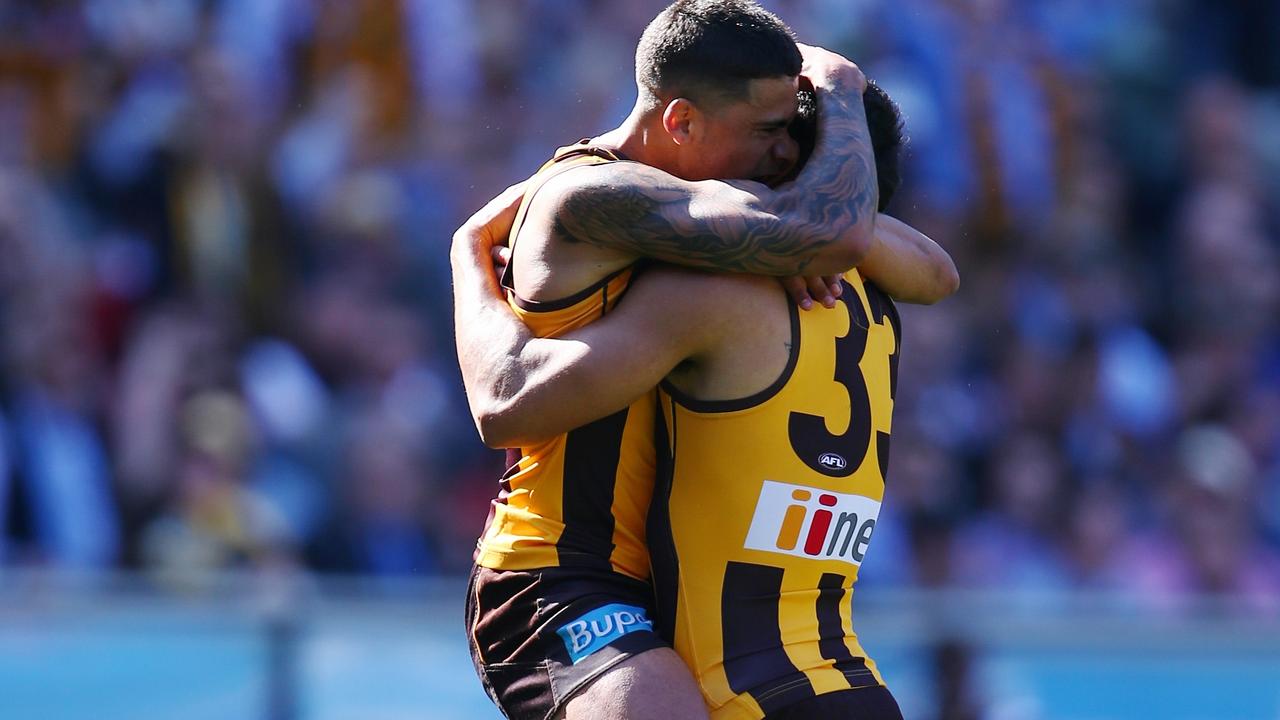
top-left (475, 143), bottom-right (656, 582)
top-left (648, 270), bottom-right (901, 719)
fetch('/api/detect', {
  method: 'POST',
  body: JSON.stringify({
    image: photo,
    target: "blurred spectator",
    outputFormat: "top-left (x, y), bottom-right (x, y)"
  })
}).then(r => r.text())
top-left (3, 256), bottom-right (119, 569)
top-left (1165, 426), bottom-right (1280, 606)
top-left (951, 432), bottom-right (1070, 592)
top-left (0, 0), bottom-right (1274, 616)
top-left (140, 388), bottom-right (294, 585)
top-left (308, 409), bottom-right (441, 579)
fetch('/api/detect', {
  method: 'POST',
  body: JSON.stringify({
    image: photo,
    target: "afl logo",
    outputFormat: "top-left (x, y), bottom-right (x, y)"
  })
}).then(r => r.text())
top-left (818, 453), bottom-right (847, 470)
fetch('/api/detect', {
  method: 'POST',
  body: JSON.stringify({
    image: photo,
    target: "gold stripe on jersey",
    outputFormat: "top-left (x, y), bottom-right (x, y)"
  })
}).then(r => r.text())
top-left (475, 142), bottom-right (656, 581)
top-left (648, 269), bottom-right (901, 719)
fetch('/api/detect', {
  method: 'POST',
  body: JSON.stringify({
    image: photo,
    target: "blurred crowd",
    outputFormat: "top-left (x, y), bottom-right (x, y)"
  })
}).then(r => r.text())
top-left (0, 0), bottom-right (1278, 615)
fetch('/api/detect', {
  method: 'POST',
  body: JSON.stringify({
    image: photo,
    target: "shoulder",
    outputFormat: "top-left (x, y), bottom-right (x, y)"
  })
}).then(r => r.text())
top-left (514, 160), bottom-right (644, 257)
top-left (527, 161), bottom-right (656, 242)
top-left (537, 160), bottom-right (650, 206)
top-left (540, 161), bottom-right (755, 219)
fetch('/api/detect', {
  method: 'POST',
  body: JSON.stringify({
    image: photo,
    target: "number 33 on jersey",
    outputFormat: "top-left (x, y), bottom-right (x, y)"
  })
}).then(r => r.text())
top-left (648, 270), bottom-right (900, 720)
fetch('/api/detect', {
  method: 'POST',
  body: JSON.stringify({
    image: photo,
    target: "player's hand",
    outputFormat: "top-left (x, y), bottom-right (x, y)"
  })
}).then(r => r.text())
top-left (454, 181), bottom-right (526, 254)
top-left (798, 43), bottom-right (866, 96)
top-left (781, 274), bottom-right (843, 310)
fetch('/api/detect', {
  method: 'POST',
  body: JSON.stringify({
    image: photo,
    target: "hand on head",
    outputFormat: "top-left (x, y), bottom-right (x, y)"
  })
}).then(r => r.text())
top-left (797, 43), bottom-right (866, 95)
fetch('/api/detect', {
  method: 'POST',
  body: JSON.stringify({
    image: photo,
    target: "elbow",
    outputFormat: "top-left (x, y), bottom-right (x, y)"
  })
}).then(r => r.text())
top-left (476, 399), bottom-right (549, 449)
top-left (474, 403), bottom-right (519, 449)
top-left (936, 256), bottom-right (960, 300)
top-left (943, 262), bottom-right (960, 298)
top-left (474, 410), bottom-right (502, 449)
top-left (917, 259), bottom-right (961, 305)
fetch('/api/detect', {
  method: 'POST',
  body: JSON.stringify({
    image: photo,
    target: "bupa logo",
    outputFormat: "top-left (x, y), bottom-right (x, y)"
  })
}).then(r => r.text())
top-left (557, 603), bottom-right (654, 665)
top-left (743, 480), bottom-right (881, 566)
top-left (819, 453), bottom-right (847, 470)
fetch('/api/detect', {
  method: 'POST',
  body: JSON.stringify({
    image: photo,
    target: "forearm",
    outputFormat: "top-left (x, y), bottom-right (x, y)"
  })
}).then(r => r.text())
top-left (451, 229), bottom-right (639, 446)
top-left (857, 214), bottom-right (959, 304)
top-left (450, 230), bottom-right (538, 445)
top-left (675, 84), bottom-right (880, 276)
top-left (548, 78), bottom-right (878, 278)
top-left (481, 340), bottom-right (641, 448)
top-left (763, 79), bottom-right (880, 274)
top-left (553, 147), bottom-right (876, 279)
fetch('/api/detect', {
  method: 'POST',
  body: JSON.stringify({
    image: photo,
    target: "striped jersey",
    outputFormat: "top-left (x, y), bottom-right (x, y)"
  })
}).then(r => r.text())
top-left (647, 271), bottom-right (901, 719)
top-left (474, 143), bottom-right (656, 581)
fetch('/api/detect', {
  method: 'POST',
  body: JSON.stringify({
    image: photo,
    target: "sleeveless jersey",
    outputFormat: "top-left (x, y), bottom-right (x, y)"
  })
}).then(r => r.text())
top-left (475, 142), bottom-right (657, 582)
top-left (647, 271), bottom-right (901, 719)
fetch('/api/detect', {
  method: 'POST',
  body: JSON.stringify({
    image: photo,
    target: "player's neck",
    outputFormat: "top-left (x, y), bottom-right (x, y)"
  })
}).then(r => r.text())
top-left (591, 110), bottom-right (678, 174)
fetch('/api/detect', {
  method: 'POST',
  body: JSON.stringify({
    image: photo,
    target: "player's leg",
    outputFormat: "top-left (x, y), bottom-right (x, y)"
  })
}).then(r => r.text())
top-left (468, 564), bottom-right (705, 720)
top-left (558, 646), bottom-right (708, 720)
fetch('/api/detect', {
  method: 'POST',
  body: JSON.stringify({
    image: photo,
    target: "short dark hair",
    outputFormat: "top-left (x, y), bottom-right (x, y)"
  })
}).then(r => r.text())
top-left (787, 80), bottom-right (906, 211)
top-left (863, 81), bottom-right (906, 211)
top-left (635, 0), bottom-right (802, 108)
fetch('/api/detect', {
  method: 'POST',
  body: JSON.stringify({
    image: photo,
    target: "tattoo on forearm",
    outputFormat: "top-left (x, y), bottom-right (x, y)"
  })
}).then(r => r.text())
top-left (553, 84), bottom-right (877, 276)
top-left (554, 180), bottom-right (822, 274)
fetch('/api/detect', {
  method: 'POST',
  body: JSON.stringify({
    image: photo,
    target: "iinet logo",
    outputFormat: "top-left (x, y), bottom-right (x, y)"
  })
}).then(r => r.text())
top-left (744, 481), bottom-right (881, 566)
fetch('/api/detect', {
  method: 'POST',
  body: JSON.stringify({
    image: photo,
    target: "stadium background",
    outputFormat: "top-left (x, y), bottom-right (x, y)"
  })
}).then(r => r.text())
top-left (1, 0), bottom-right (1279, 718)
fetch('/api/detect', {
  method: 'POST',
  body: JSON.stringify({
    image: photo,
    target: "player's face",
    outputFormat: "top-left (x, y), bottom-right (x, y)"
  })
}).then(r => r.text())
top-left (685, 76), bottom-right (800, 184)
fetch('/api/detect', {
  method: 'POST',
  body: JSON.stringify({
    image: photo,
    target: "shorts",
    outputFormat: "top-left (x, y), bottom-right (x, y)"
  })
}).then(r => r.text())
top-left (464, 563), bottom-right (669, 720)
top-left (762, 685), bottom-right (903, 720)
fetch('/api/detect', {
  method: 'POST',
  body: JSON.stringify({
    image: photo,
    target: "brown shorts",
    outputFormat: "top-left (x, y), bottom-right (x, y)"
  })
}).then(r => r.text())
top-left (464, 564), bottom-right (668, 720)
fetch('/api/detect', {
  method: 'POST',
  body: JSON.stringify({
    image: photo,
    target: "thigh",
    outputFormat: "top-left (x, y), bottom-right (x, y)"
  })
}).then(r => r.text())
top-left (559, 646), bottom-right (709, 720)
top-left (467, 565), bottom-right (680, 720)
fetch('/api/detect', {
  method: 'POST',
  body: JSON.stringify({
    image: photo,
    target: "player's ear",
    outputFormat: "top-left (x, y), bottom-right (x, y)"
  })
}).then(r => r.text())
top-left (662, 98), bottom-right (697, 146)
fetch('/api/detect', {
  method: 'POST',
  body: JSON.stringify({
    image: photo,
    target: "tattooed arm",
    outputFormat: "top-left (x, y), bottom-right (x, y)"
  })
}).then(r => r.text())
top-left (546, 51), bottom-right (878, 277)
